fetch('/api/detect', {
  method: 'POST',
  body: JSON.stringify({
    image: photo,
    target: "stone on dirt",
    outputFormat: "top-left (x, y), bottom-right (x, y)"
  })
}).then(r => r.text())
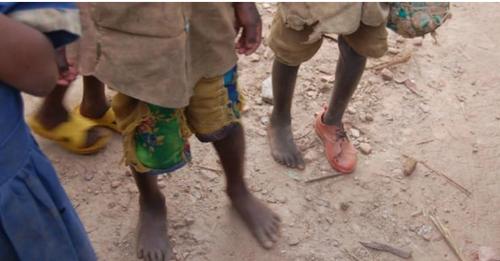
top-left (261, 76), bottom-right (274, 104)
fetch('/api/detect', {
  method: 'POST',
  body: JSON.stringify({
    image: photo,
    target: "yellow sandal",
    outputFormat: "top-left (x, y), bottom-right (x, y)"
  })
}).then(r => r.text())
top-left (27, 113), bottom-right (112, 155)
top-left (73, 106), bottom-right (120, 133)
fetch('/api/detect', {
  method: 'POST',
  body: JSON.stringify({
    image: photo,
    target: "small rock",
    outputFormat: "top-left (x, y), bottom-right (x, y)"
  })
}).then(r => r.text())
top-left (158, 180), bottom-right (166, 189)
top-left (340, 202), bottom-right (350, 211)
top-left (200, 169), bottom-right (219, 181)
top-left (317, 67), bottom-right (332, 75)
top-left (419, 103), bottom-right (430, 113)
top-left (320, 75), bottom-right (334, 83)
top-left (128, 184), bottom-right (139, 193)
top-left (288, 236), bottom-right (301, 246)
top-left (332, 239), bottom-right (340, 247)
top-left (184, 217), bottom-right (195, 226)
top-left (381, 68), bottom-right (394, 81)
top-left (347, 106), bottom-right (357, 115)
top-left (350, 128), bottom-right (360, 138)
top-left (256, 129), bottom-right (267, 137)
top-left (472, 143), bottom-right (479, 153)
top-left (359, 143), bottom-right (372, 155)
top-left (250, 53), bottom-right (260, 62)
top-left (306, 90), bottom-right (317, 99)
top-left (319, 84), bottom-right (330, 93)
top-left (413, 38), bottom-right (423, 46)
top-left (403, 156), bottom-right (418, 176)
top-left (262, 3), bottom-right (271, 9)
top-left (396, 37), bottom-right (406, 44)
top-left (191, 190), bottom-right (202, 200)
top-left (388, 47), bottom-right (401, 55)
top-left (304, 194), bottom-right (313, 201)
top-left (111, 180), bottom-right (121, 189)
top-left (304, 150), bottom-right (318, 163)
top-left (417, 224), bottom-right (433, 241)
top-left (261, 76), bottom-right (274, 104)
top-left (364, 113), bottom-right (374, 122)
top-left (277, 195), bottom-right (287, 204)
top-left (260, 116), bottom-right (269, 126)
top-left (84, 173), bottom-right (94, 181)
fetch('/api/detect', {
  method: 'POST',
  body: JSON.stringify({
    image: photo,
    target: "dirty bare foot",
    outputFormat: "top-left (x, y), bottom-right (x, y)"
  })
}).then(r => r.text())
top-left (137, 194), bottom-right (171, 261)
top-left (229, 190), bottom-right (281, 249)
top-left (268, 122), bottom-right (305, 170)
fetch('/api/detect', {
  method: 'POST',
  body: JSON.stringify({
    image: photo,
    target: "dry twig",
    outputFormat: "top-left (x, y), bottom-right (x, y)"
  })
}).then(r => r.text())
top-left (199, 166), bottom-right (222, 174)
top-left (368, 50), bottom-right (413, 70)
top-left (403, 155), bottom-right (472, 197)
top-left (430, 213), bottom-right (466, 261)
top-left (305, 173), bottom-right (343, 184)
top-left (419, 160), bottom-right (472, 197)
top-left (360, 241), bottom-right (412, 259)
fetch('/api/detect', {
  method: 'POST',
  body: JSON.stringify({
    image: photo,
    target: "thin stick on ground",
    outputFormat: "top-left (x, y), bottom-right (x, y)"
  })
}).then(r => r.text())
top-left (323, 34), bottom-right (338, 43)
top-left (198, 166), bottom-right (223, 174)
top-left (305, 173), bottom-right (344, 184)
top-left (360, 241), bottom-right (412, 259)
top-left (416, 139), bottom-right (435, 145)
top-left (419, 160), bottom-right (472, 197)
top-left (403, 154), bottom-right (472, 197)
top-left (430, 213), bottom-right (466, 261)
top-left (367, 50), bottom-right (413, 70)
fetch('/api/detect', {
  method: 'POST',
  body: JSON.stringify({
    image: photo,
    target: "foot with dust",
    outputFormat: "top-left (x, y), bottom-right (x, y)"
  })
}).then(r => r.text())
top-left (268, 60), bottom-right (305, 170)
top-left (267, 122), bottom-right (305, 170)
top-left (136, 194), bottom-right (171, 261)
top-left (229, 190), bottom-right (281, 249)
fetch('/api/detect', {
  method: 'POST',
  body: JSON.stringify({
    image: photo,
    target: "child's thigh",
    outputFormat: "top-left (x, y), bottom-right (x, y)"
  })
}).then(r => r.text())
top-left (185, 66), bottom-right (243, 142)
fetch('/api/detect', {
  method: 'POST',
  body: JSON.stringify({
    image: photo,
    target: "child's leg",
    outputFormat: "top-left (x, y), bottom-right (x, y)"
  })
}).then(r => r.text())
top-left (34, 85), bottom-right (106, 148)
top-left (268, 60), bottom-right (305, 169)
top-left (267, 13), bottom-right (322, 170)
top-left (312, 36), bottom-right (366, 173)
top-left (133, 170), bottom-right (170, 261)
top-left (186, 66), bottom-right (281, 249)
top-left (322, 35), bottom-right (367, 126)
top-left (213, 124), bottom-right (281, 249)
top-left (112, 94), bottom-right (191, 261)
top-left (79, 75), bottom-right (110, 119)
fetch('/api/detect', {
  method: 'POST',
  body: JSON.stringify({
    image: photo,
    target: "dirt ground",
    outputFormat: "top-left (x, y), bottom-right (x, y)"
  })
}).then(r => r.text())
top-left (23, 3), bottom-right (500, 261)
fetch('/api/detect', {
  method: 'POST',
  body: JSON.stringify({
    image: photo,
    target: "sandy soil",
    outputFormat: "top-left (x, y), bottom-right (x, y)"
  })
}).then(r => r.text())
top-left (23, 3), bottom-right (500, 261)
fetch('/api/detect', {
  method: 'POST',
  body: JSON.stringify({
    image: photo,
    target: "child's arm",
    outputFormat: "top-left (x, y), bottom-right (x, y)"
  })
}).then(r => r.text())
top-left (0, 14), bottom-right (58, 96)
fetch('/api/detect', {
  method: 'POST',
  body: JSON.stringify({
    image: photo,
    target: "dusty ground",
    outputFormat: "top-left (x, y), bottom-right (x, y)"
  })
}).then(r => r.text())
top-left (23, 3), bottom-right (500, 261)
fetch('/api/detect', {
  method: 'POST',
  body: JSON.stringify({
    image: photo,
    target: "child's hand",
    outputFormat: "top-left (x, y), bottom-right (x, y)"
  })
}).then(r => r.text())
top-left (54, 47), bottom-right (78, 87)
top-left (56, 62), bottom-right (78, 87)
top-left (233, 3), bottom-right (262, 55)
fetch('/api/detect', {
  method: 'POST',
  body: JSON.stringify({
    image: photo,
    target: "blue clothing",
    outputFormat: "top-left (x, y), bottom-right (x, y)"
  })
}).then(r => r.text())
top-left (0, 3), bottom-right (96, 261)
top-left (0, 87), bottom-right (96, 261)
top-left (0, 2), bottom-right (80, 48)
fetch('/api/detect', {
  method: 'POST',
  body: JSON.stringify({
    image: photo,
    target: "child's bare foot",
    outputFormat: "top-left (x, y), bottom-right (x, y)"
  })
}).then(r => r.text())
top-left (137, 195), bottom-right (171, 261)
top-left (268, 122), bottom-right (305, 170)
top-left (229, 191), bottom-right (281, 249)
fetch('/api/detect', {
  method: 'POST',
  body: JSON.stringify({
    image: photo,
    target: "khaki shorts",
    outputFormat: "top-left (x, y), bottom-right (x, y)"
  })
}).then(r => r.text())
top-left (268, 13), bottom-right (388, 66)
top-left (112, 66), bottom-right (243, 174)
